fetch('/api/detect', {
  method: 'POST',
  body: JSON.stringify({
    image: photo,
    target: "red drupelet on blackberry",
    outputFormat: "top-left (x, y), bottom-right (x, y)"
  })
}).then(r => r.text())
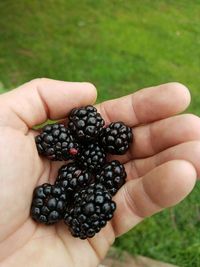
top-left (68, 105), bottom-right (105, 142)
top-left (35, 123), bottom-right (80, 161)
top-left (64, 183), bottom-right (116, 239)
top-left (31, 183), bottom-right (67, 225)
top-left (96, 160), bottom-right (127, 196)
top-left (100, 122), bottom-right (133, 155)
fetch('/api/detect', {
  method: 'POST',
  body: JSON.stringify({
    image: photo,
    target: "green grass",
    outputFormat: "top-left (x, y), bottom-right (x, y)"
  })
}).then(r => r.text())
top-left (0, 1), bottom-right (200, 266)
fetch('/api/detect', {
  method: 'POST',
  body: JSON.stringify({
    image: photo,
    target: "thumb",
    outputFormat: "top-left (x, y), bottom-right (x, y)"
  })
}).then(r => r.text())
top-left (0, 78), bottom-right (97, 132)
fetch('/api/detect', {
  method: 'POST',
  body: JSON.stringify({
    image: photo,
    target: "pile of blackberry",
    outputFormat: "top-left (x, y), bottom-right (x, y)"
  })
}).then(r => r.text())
top-left (31, 105), bottom-right (133, 239)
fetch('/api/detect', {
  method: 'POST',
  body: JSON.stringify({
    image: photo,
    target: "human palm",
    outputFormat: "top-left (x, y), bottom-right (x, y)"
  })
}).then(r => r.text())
top-left (0, 79), bottom-right (200, 267)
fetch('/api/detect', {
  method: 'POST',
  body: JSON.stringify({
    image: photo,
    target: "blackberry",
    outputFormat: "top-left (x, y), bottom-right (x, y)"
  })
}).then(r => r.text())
top-left (31, 183), bottom-right (67, 225)
top-left (77, 142), bottom-right (106, 173)
top-left (35, 123), bottom-right (80, 161)
top-left (68, 105), bottom-right (105, 142)
top-left (100, 122), bottom-right (133, 155)
top-left (96, 160), bottom-right (126, 196)
top-left (64, 183), bottom-right (116, 239)
top-left (56, 162), bottom-right (93, 198)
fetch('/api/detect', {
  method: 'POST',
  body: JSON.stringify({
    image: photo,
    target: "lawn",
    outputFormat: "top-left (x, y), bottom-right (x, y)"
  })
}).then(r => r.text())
top-left (0, 1), bottom-right (200, 266)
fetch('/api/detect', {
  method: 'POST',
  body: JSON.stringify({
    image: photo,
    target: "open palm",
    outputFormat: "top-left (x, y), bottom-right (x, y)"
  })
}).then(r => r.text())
top-left (0, 79), bottom-right (200, 267)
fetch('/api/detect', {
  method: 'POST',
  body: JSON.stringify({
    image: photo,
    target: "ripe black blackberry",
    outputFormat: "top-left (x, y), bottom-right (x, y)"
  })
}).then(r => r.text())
top-left (64, 183), bottom-right (116, 239)
top-left (77, 142), bottom-right (106, 173)
top-left (56, 163), bottom-right (93, 198)
top-left (96, 160), bottom-right (127, 196)
top-left (31, 183), bottom-right (67, 225)
top-left (100, 122), bottom-right (133, 155)
top-left (68, 105), bottom-right (105, 142)
top-left (35, 123), bottom-right (80, 161)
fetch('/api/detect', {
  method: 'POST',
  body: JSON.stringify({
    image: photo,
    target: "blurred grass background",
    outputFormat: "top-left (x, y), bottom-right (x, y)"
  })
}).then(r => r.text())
top-left (0, 1), bottom-right (200, 266)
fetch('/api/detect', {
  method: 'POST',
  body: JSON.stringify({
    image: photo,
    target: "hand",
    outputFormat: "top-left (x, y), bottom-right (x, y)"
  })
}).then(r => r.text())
top-left (0, 79), bottom-right (199, 267)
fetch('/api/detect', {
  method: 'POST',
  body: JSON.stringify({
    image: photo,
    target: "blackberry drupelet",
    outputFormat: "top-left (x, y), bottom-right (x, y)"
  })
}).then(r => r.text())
top-left (56, 162), bottom-right (93, 198)
top-left (31, 183), bottom-right (67, 225)
top-left (100, 122), bottom-right (133, 155)
top-left (64, 183), bottom-right (116, 239)
top-left (35, 123), bottom-right (80, 161)
top-left (77, 142), bottom-right (106, 173)
top-left (68, 105), bottom-right (105, 142)
top-left (96, 160), bottom-right (127, 196)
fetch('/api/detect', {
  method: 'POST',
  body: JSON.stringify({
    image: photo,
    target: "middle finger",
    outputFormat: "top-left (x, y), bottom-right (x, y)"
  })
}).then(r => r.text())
top-left (110, 114), bottom-right (200, 163)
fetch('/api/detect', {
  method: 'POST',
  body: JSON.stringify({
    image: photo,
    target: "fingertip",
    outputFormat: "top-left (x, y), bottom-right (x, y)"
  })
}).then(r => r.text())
top-left (81, 82), bottom-right (98, 104)
top-left (163, 82), bottom-right (191, 109)
top-left (170, 159), bottom-right (197, 194)
top-left (81, 82), bottom-right (97, 92)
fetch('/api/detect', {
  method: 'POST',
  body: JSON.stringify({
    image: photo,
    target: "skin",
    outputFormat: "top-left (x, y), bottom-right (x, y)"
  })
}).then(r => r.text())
top-left (0, 78), bottom-right (200, 267)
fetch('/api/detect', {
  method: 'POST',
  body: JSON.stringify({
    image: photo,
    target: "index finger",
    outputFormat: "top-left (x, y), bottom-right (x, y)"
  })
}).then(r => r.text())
top-left (96, 83), bottom-right (191, 126)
